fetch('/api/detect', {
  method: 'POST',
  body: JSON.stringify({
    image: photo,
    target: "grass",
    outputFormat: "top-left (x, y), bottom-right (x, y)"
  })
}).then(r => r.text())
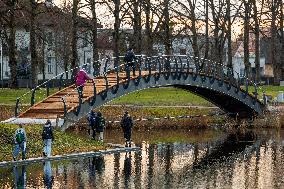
top-left (0, 88), bottom-right (58, 105)
top-left (248, 85), bottom-right (284, 98)
top-left (110, 87), bottom-right (213, 106)
top-left (0, 124), bottom-right (106, 162)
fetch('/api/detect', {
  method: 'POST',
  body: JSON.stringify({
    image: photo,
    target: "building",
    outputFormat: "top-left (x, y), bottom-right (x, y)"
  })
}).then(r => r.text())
top-left (0, 0), bottom-right (105, 86)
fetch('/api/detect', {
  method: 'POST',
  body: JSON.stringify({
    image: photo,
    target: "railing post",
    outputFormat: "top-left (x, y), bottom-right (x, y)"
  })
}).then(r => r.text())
top-left (76, 88), bottom-right (82, 116)
top-left (61, 97), bottom-right (67, 118)
top-left (15, 98), bottom-right (20, 117)
top-left (59, 73), bottom-right (64, 91)
top-left (31, 89), bottom-right (36, 106)
top-left (46, 83), bottom-right (50, 97)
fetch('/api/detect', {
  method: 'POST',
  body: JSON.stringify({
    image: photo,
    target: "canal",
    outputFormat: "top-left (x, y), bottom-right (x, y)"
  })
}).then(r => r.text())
top-left (1, 128), bottom-right (284, 188)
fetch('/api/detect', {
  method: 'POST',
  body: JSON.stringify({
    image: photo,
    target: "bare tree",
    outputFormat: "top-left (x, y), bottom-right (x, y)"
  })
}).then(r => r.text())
top-left (243, 0), bottom-right (251, 78)
top-left (164, 0), bottom-right (172, 55)
top-left (0, 0), bottom-right (18, 88)
top-left (88, 0), bottom-right (100, 75)
top-left (143, 0), bottom-right (153, 56)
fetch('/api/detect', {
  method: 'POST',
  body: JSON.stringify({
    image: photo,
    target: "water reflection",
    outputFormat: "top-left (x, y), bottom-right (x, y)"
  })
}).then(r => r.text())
top-left (1, 129), bottom-right (284, 188)
top-left (13, 165), bottom-right (26, 188)
top-left (43, 161), bottom-right (53, 189)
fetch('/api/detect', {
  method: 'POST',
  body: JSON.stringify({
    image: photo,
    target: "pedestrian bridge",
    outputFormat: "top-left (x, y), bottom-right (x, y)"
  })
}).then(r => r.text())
top-left (9, 56), bottom-right (265, 130)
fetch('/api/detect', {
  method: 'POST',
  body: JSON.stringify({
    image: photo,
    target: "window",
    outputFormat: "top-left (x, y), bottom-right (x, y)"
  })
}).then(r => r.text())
top-left (83, 33), bottom-right (88, 47)
top-left (240, 68), bottom-right (245, 77)
top-left (180, 48), bottom-right (186, 55)
top-left (86, 58), bottom-right (91, 74)
top-left (46, 32), bottom-right (53, 46)
top-left (47, 57), bottom-right (53, 74)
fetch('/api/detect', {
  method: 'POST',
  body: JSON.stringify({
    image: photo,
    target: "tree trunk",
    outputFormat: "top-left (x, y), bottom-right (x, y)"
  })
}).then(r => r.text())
top-left (204, 0), bottom-right (209, 61)
top-left (132, 0), bottom-right (142, 54)
top-left (113, 0), bottom-right (120, 61)
top-left (252, 0), bottom-right (260, 83)
top-left (90, 0), bottom-right (99, 75)
top-left (7, 0), bottom-right (18, 88)
top-left (226, 0), bottom-right (232, 69)
top-left (145, 0), bottom-right (153, 56)
top-left (164, 0), bottom-right (171, 55)
top-left (280, 1), bottom-right (284, 81)
top-left (243, 1), bottom-right (250, 79)
top-left (71, 0), bottom-right (79, 80)
top-left (30, 0), bottom-right (39, 88)
top-left (271, 2), bottom-right (279, 84)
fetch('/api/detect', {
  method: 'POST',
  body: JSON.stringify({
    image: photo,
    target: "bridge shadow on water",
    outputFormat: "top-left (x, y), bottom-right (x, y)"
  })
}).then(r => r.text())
top-left (191, 130), bottom-right (258, 170)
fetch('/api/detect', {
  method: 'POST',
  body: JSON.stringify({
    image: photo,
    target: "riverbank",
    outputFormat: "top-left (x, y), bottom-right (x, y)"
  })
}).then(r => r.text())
top-left (0, 123), bottom-right (107, 162)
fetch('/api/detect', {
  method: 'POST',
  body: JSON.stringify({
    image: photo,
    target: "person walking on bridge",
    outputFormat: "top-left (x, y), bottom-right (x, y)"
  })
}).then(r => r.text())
top-left (42, 120), bottom-right (54, 157)
top-left (124, 48), bottom-right (136, 76)
top-left (75, 65), bottom-right (94, 98)
top-left (120, 111), bottom-right (133, 147)
top-left (13, 124), bottom-right (27, 161)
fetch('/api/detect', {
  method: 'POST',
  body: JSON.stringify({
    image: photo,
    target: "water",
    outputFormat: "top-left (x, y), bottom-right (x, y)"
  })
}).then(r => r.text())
top-left (1, 129), bottom-right (284, 188)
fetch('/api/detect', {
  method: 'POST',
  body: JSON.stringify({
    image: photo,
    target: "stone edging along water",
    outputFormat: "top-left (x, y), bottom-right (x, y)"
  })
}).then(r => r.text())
top-left (0, 143), bottom-right (140, 168)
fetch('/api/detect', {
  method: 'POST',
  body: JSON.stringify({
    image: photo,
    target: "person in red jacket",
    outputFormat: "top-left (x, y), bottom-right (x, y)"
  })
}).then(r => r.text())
top-left (75, 65), bottom-right (93, 98)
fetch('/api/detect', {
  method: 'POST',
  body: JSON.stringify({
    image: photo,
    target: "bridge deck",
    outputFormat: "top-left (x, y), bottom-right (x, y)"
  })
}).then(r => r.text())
top-left (19, 71), bottom-right (146, 119)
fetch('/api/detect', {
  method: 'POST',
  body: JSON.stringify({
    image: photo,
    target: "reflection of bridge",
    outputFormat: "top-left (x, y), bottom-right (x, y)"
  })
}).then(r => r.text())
top-left (12, 56), bottom-right (265, 129)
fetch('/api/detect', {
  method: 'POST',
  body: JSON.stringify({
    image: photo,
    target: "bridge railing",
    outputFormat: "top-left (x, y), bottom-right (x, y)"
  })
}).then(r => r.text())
top-left (14, 60), bottom-right (104, 117)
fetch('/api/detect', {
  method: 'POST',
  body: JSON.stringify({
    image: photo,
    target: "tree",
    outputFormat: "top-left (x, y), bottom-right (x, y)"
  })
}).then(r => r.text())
top-left (0, 0), bottom-right (18, 88)
top-left (71, 0), bottom-right (80, 79)
top-left (87, 0), bottom-right (100, 75)
top-left (243, 0), bottom-right (251, 78)
top-left (29, 0), bottom-right (40, 88)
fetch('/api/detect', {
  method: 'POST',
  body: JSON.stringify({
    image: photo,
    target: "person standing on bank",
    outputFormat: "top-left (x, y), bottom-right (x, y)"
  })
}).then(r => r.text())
top-left (87, 110), bottom-right (96, 140)
top-left (95, 112), bottom-right (106, 142)
top-left (120, 111), bottom-right (133, 147)
top-left (42, 120), bottom-right (54, 157)
top-left (75, 65), bottom-right (94, 98)
top-left (124, 48), bottom-right (136, 76)
top-left (13, 124), bottom-right (27, 161)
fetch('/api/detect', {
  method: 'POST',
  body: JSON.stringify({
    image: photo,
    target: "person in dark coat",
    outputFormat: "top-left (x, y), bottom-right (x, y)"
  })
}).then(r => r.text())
top-left (94, 112), bottom-right (106, 142)
top-left (124, 48), bottom-right (136, 76)
top-left (42, 120), bottom-right (54, 157)
top-left (87, 110), bottom-right (96, 139)
top-left (120, 111), bottom-right (133, 147)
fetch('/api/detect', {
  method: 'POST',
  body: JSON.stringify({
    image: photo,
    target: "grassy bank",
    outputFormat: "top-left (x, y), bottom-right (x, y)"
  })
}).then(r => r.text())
top-left (248, 85), bottom-right (284, 98)
top-left (0, 88), bottom-right (57, 105)
top-left (0, 124), bottom-right (106, 162)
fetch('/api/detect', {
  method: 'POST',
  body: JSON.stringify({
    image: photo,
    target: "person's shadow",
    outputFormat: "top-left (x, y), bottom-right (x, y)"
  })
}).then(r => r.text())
top-left (43, 161), bottom-right (53, 189)
top-left (13, 165), bottom-right (26, 189)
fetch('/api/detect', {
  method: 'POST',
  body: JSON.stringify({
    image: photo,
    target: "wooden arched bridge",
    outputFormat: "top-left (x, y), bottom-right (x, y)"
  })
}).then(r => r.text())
top-left (9, 56), bottom-right (265, 130)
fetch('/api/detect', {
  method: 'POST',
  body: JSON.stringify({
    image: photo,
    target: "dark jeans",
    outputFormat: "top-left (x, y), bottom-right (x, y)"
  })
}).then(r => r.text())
top-left (77, 86), bottom-right (84, 98)
top-left (127, 63), bottom-right (136, 76)
top-left (123, 128), bottom-right (132, 142)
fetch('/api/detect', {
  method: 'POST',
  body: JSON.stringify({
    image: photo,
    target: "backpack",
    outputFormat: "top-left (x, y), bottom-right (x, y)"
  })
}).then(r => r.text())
top-left (42, 126), bottom-right (52, 139)
top-left (99, 117), bottom-right (105, 128)
top-left (15, 130), bottom-right (25, 144)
